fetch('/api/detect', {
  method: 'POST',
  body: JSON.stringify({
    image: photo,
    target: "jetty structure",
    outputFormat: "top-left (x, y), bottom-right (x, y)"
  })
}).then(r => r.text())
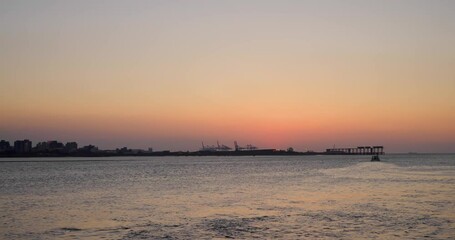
top-left (325, 146), bottom-right (384, 155)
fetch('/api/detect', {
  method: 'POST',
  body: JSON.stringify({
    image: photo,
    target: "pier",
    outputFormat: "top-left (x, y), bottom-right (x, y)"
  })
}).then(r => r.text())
top-left (326, 146), bottom-right (384, 155)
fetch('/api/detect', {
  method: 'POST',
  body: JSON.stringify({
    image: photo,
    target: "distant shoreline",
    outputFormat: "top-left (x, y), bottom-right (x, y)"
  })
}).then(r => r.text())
top-left (0, 150), bottom-right (384, 158)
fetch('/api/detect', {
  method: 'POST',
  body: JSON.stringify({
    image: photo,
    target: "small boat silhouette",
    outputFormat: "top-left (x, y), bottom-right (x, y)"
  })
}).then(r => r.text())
top-left (371, 155), bottom-right (380, 161)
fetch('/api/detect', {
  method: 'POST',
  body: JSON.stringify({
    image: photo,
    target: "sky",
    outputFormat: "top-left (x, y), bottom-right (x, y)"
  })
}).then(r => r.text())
top-left (1, 0), bottom-right (454, 152)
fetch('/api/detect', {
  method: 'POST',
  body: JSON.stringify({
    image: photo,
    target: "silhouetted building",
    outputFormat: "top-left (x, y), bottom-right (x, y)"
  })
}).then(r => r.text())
top-left (80, 145), bottom-right (98, 153)
top-left (130, 149), bottom-right (144, 154)
top-left (47, 141), bottom-right (65, 151)
top-left (65, 142), bottom-right (78, 152)
top-left (0, 140), bottom-right (11, 152)
top-left (35, 142), bottom-right (49, 152)
top-left (35, 141), bottom-right (65, 152)
top-left (14, 139), bottom-right (32, 153)
top-left (116, 147), bottom-right (128, 154)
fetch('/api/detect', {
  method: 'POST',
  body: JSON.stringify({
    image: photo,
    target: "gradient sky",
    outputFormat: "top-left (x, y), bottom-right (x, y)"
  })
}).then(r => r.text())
top-left (1, 0), bottom-right (454, 152)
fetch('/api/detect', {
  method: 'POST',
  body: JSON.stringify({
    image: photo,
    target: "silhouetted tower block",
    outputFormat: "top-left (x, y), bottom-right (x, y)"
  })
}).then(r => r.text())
top-left (65, 142), bottom-right (78, 152)
top-left (14, 139), bottom-right (32, 153)
top-left (0, 140), bottom-right (11, 152)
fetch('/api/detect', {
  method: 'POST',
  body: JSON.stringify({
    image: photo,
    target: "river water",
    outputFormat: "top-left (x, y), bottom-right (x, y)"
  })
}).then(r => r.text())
top-left (1, 154), bottom-right (454, 239)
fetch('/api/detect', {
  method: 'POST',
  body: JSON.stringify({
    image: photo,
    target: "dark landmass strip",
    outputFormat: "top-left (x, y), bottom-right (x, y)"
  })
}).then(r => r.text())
top-left (0, 139), bottom-right (384, 158)
top-left (0, 149), bottom-right (383, 158)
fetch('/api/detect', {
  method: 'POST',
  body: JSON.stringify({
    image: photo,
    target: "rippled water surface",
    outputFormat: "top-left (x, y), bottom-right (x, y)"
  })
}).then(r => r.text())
top-left (1, 154), bottom-right (454, 239)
